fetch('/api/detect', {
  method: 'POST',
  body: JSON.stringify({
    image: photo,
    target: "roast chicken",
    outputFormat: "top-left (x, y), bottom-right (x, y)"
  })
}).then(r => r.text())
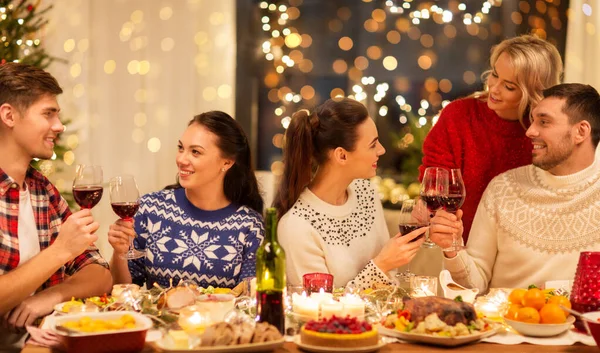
top-left (402, 296), bottom-right (477, 326)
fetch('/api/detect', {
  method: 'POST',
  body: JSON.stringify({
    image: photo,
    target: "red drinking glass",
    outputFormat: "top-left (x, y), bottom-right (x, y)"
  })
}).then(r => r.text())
top-left (303, 273), bottom-right (334, 294)
top-left (570, 252), bottom-right (600, 333)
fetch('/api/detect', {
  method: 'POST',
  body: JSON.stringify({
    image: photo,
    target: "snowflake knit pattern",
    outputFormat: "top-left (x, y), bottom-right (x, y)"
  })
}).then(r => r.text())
top-left (128, 188), bottom-right (264, 289)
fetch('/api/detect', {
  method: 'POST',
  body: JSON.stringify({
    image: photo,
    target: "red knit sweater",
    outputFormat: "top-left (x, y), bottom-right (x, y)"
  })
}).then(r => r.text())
top-left (419, 98), bottom-right (532, 242)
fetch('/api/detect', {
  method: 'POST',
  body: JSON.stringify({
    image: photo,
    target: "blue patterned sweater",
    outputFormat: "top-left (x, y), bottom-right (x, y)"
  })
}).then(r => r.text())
top-left (128, 188), bottom-right (265, 289)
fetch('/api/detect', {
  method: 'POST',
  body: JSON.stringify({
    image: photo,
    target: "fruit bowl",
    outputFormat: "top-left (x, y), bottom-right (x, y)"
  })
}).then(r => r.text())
top-left (582, 311), bottom-right (600, 347)
top-left (504, 316), bottom-right (575, 337)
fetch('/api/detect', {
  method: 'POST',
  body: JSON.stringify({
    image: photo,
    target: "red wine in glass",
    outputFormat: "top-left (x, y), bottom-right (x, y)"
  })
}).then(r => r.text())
top-left (110, 175), bottom-right (144, 260)
top-left (398, 223), bottom-right (428, 242)
top-left (111, 202), bottom-right (140, 220)
top-left (72, 165), bottom-right (103, 209)
top-left (73, 186), bottom-right (103, 209)
top-left (420, 195), bottom-right (442, 214)
top-left (439, 194), bottom-right (465, 213)
top-left (442, 169), bottom-right (467, 252)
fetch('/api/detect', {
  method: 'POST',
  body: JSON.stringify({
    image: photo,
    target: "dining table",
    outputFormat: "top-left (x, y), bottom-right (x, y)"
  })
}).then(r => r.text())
top-left (20, 340), bottom-right (598, 353)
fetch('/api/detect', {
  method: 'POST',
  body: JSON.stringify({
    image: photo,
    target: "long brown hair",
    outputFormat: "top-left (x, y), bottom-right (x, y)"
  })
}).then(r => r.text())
top-left (165, 111), bottom-right (264, 214)
top-left (273, 98), bottom-right (369, 218)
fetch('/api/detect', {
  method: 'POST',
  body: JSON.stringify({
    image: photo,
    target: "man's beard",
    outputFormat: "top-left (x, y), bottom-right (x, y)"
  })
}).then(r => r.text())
top-left (532, 133), bottom-right (573, 171)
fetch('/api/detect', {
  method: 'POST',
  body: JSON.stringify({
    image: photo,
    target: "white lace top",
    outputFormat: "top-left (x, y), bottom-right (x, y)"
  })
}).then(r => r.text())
top-left (277, 179), bottom-right (393, 290)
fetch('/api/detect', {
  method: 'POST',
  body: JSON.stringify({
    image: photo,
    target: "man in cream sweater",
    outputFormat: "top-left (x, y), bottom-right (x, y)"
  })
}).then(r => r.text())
top-left (429, 83), bottom-right (600, 293)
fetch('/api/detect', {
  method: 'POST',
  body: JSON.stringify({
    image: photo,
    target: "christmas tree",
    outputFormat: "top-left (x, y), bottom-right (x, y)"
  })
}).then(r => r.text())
top-left (1, 0), bottom-right (73, 203)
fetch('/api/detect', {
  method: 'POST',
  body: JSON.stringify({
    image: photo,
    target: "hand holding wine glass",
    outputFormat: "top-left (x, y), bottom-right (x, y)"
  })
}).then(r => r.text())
top-left (72, 165), bottom-right (103, 209)
top-left (54, 209), bottom-right (100, 260)
top-left (396, 199), bottom-right (428, 280)
top-left (109, 175), bottom-right (144, 260)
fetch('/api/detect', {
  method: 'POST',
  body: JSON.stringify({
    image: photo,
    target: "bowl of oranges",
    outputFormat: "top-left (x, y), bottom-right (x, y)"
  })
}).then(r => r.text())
top-left (503, 287), bottom-right (575, 337)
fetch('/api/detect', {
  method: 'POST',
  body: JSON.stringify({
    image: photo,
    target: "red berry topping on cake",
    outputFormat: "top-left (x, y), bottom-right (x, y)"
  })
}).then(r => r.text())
top-left (303, 316), bottom-right (373, 334)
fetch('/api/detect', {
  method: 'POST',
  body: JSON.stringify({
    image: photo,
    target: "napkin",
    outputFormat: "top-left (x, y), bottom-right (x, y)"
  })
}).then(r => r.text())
top-left (482, 329), bottom-right (596, 346)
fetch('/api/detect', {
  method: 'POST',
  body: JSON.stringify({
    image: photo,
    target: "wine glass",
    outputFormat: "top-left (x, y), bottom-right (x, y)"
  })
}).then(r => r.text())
top-left (72, 165), bottom-right (103, 209)
top-left (419, 167), bottom-right (449, 248)
top-left (109, 175), bottom-right (144, 260)
top-left (397, 199), bottom-right (428, 280)
top-left (440, 169), bottom-right (466, 252)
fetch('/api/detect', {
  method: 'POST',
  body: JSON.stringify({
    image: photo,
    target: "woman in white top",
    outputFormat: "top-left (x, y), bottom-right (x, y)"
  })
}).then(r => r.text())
top-left (274, 98), bottom-right (426, 290)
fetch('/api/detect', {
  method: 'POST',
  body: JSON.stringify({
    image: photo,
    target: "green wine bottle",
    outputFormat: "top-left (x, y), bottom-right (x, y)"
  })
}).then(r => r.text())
top-left (255, 207), bottom-right (286, 334)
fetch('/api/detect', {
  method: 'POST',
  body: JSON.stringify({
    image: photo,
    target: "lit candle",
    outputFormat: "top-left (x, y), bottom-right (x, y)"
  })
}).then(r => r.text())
top-left (410, 276), bottom-right (438, 297)
top-left (310, 288), bottom-right (334, 304)
top-left (177, 306), bottom-right (211, 334)
top-left (339, 295), bottom-right (365, 318)
top-left (321, 300), bottom-right (344, 319)
top-left (292, 292), bottom-right (319, 320)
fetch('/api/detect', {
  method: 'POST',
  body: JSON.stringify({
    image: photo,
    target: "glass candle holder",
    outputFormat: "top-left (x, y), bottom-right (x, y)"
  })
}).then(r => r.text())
top-left (112, 283), bottom-right (141, 302)
top-left (303, 273), bottom-right (334, 294)
top-left (177, 305), bottom-right (212, 334)
top-left (571, 252), bottom-right (600, 333)
top-left (410, 276), bottom-right (438, 297)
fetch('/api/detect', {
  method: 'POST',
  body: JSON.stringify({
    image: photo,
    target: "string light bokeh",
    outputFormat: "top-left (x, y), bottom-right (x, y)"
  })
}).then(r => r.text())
top-left (253, 0), bottom-right (569, 180)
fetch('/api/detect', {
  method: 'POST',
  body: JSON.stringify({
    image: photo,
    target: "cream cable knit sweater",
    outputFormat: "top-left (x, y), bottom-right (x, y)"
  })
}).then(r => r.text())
top-left (445, 160), bottom-right (600, 293)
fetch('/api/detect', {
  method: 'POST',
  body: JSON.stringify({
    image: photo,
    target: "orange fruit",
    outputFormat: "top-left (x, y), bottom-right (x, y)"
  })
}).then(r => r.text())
top-left (515, 307), bottom-right (541, 324)
top-left (547, 295), bottom-right (571, 316)
top-left (508, 288), bottom-right (527, 305)
top-left (504, 303), bottom-right (523, 320)
top-left (522, 288), bottom-right (546, 310)
top-left (539, 303), bottom-right (567, 324)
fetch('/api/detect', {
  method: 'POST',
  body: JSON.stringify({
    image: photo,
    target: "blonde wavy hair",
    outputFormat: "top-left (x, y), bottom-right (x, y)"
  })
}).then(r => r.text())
top-left (474, 35), bottom-right (563, 127)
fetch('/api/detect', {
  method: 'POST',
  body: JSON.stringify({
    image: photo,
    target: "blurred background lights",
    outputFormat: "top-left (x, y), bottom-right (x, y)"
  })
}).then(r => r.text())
top-left (147, 137), bottom-right (161, 152)
top-left (159, 6), bottom-right (173, 20)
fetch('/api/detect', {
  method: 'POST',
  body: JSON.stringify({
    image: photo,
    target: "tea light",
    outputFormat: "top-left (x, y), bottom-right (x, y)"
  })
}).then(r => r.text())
top-left (321, 300), bottom-right (344, 319)
top-left (410, 276), bottom-right (437, 297)
top-left (474, 299), bottom-right (501, 318)
top-left (339, 295), bottom-right (365, 318)
top-left (178, 306), bottom-right (211, 334)
top-left (310, 288), bottom-right (334, 304)
top-left (292, 292), bottom-right (319, 320)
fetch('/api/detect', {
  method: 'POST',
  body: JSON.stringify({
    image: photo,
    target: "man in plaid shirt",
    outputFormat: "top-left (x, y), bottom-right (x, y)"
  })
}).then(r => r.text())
top-left (0, 63), bottom-right (112, 343)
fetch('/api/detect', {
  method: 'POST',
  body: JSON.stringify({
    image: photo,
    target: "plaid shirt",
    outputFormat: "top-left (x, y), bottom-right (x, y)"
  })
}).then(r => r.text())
top-left (0, 166), bottom-right (108, 291)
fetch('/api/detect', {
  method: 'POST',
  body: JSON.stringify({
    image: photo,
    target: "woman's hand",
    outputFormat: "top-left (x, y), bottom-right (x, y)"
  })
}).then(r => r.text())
top-left (108, 219), bottom-right (136, 255)
top-left (429, 209), bottom-right (463, 258)
top-left (373, 227), bottom-right (428, 273)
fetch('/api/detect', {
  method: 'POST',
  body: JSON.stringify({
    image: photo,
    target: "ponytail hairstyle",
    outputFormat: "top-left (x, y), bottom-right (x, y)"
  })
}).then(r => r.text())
top-left (273, 98), bottom-right (369, 218)
top-left (165, 111), bottom-right (264, 214)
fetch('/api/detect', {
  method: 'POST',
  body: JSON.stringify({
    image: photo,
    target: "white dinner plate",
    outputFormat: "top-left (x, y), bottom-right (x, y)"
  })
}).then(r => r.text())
top-left (378, 324), bottom-right (499, 347)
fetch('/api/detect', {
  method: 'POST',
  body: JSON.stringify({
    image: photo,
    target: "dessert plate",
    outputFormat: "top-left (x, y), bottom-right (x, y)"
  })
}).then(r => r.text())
top-left (293, 336), bottom-right (386, 353)
top-left (378, 325), bottom-right (499, 347)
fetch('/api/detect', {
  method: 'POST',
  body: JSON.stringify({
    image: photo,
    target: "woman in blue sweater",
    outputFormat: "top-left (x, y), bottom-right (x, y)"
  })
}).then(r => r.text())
top-left (108, 111), bottom-right (265, 289)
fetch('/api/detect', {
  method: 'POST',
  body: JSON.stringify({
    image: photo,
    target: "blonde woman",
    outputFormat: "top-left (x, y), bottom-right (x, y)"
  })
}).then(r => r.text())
top-left (419, 35), bottom-right (563, 241)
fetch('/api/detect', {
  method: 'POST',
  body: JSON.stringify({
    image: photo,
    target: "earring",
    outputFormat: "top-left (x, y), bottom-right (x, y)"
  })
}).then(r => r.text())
top-left (222, 167), bottom-right (226, 172)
